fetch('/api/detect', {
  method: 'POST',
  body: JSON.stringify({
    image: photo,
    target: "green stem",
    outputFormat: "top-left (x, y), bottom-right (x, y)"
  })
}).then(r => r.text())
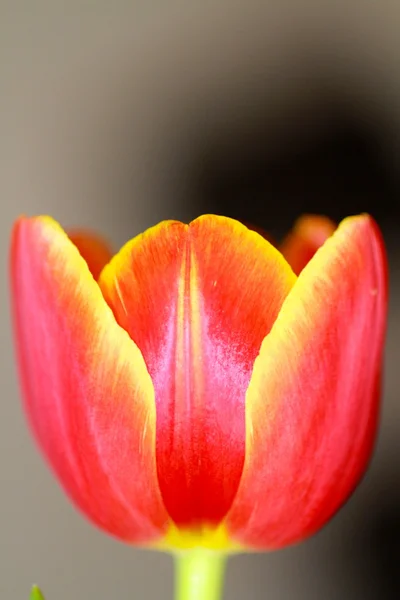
top-left (174, 550), bottom-right (227, 600)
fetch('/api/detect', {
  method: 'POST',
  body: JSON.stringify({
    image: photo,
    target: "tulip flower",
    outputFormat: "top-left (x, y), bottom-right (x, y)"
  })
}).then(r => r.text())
top-left (11, 213), bottom-right (387, 600)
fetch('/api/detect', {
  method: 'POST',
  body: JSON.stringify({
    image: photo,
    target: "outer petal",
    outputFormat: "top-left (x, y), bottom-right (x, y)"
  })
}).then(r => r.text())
top-left (11, 217), bottom-right (168, 543)
top-left (280, 214), bottom-right (336, 274)
top-left (99, 215), bottom-right (296, 528)
top-left (68, 229), bottom-right (113, 280)
top-left (227, 215), bottom-right (387, 549)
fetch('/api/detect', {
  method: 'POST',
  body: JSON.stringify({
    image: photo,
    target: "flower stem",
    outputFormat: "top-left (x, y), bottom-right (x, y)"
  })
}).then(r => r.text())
top-left (174, 550), bottom-right (227, 600)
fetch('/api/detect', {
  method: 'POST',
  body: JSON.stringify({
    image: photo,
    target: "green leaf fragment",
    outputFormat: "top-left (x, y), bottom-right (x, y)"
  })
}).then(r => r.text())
top-left (30, 585), bottom-right (45, 600)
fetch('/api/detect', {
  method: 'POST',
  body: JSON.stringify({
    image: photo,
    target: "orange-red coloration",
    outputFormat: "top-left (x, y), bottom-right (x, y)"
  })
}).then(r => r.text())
top-left (10, 212), bottom-right (387, 551)
top-left (227, 216), bottom-right (387, 548)
top-left (280, 214), bottom-right (336, 274)
top-left (11, 218), bottom-right (168, 543)
top-left (99, 217), bottom-right (295, 527)
top-left (68, 229), bottom-right (113, 280)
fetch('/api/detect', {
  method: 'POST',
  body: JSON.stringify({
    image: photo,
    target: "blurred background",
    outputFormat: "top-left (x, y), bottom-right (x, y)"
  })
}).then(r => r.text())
top-left (1, 3), bottom-right (399, 599)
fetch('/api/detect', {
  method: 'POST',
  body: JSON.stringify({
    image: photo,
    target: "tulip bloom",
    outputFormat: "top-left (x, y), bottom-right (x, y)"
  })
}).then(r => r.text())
top-left (11, 213), bottom-right (387, 555)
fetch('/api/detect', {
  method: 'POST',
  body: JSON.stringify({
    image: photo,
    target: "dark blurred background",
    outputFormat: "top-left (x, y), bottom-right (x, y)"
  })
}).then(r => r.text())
top-left (1, 4), bottom-right (399, 600)
top-left (193, 109), bottom-right (398, 234)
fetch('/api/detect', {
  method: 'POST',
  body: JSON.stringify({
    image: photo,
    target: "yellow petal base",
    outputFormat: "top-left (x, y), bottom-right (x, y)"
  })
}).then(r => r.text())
top-left (151, 522), bottom-right (244, 554)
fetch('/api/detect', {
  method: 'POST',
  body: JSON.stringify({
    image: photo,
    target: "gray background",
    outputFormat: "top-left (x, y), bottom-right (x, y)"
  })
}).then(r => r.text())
top-left (1, 4), bottom-right (399, 599)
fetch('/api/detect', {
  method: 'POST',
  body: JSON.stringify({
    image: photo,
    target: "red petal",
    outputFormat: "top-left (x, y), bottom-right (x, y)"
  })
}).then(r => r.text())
top-left (280, 214), bottom-right (336, 274)
top-left (68, 229), bottom-right (113, 280)
top-left (11, 217), bottom-right (168, 543)
top-left (99, 216), bottom-right (295, 528)
top-left (227, 215), bottom-right (387, 549)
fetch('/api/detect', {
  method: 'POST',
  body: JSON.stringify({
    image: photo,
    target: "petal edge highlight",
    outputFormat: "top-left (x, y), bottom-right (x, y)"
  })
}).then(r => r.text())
top-left (227, 214), bottom-right (387, 549)
top-left (11, 216), bottom-right (169, 543)
top-left (99, 215), bottom-right (296, 528)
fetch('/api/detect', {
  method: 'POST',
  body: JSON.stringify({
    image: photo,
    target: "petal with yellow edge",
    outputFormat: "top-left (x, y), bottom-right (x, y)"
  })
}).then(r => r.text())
top-left (11, 217), bottom-right (168, 543)
top-left (99, 215), bottom-right (296, 530)
top-left (227, 215), bottom-right (387, 549)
